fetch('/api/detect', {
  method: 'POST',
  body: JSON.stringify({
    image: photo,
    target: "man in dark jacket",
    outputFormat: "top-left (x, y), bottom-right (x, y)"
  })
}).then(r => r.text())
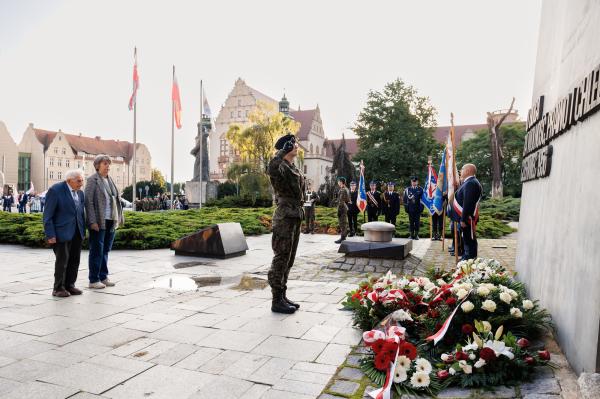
top-left (2, 190), bottom-right (14, 212)
top-left (303, 182), bottom-right (319, 234)
top-left (348, 181), bottom-right (359, 236)
top-left (382, 182), bottom-right (400, 225)
top-left (403, 176), bottom-right (424, 240)
top-left (43, 170), bottom-right (85, 297)
top-left (268, 134), bottom-right (305, 314)
top-left (454, 164), bottom-right (482, 260)
top-left (366, 181), bottom-right (381, 222)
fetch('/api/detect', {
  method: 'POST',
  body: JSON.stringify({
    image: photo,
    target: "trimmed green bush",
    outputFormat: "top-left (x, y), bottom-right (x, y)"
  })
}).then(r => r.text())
top-left (0, 200), bottom-right (514, 250)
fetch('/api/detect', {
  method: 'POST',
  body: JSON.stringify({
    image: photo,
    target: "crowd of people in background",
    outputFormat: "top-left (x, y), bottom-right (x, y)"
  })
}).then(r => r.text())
top-left (1, 189), bottom-right (46, 213)
top-left (132, 193), bottom-right (189, 212)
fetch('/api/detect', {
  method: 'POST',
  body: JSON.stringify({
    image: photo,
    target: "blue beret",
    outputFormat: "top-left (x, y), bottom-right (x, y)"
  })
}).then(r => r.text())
top-left (275, 134), bottom-right (296, 150)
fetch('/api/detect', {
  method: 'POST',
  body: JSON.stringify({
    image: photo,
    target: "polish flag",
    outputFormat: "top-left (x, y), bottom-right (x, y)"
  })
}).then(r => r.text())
top-left (172, 70), bottom-right (182, 129)
top-left (128, 48), bottom-right (139, 111)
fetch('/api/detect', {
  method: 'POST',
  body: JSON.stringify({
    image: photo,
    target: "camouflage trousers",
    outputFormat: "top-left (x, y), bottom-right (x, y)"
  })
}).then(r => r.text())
top-left (303, 206), bottom-right (315, 232)
top-left (338, 206), bottom-right (348, 236)
top-left (268, 217), bottom-right (302, 295)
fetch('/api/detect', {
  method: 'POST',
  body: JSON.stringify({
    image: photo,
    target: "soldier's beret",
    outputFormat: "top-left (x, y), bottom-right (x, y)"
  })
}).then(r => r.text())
top-left (274, 134), bottom-right (296, 152)
top-left (337, 177), bottom-right (347, 184)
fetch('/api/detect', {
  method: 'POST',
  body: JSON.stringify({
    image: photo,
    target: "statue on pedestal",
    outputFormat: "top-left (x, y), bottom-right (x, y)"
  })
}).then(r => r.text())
top-left (191, 118), bottom-right (211, 182)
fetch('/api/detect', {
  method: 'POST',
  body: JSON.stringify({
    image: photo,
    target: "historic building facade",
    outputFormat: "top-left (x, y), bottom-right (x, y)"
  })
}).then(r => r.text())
top-left (208, 78), bottom-right (333, 188)
top-left (0, 122), bottom-right (19, 194)
top-left (13, 123), bottom-right (152, 193)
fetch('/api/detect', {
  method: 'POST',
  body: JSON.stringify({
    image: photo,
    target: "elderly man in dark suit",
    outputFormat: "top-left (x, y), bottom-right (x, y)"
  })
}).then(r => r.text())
top-left (454, 163), bottom-right (483, 260)
top-left (43, 170), bottom-right (85, 297)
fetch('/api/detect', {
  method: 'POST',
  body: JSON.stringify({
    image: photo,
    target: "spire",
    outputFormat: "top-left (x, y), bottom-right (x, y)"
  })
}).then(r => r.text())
top-left (279, 93), bottom-right (290, 117)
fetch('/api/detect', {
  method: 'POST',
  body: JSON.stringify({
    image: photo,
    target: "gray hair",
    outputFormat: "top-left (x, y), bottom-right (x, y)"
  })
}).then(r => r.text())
top-left (93, 154), bottom-right (111, 171)
top-left (65, 169), bottom-right (84, 181)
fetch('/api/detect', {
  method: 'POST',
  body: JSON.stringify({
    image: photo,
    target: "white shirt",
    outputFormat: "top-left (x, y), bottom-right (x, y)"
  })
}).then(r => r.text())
top-left (101, 177), bottom-right (112, 219)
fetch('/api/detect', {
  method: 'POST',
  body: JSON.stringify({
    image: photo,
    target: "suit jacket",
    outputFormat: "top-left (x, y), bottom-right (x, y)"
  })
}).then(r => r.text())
top-left (382, 191), bottom-right (400, 216)
top-left (43, 181), bottom-right (85, 242)
top-left (403, 186), bottom-right (424, 214)
top-left (84, 172), bottom-right (124, 231)
top-left (348, 190), bottom-right (359, 215)
top-left (455, 176), bottom-right (482, 223)
top-left (366, 190), bottom-right (381, 213)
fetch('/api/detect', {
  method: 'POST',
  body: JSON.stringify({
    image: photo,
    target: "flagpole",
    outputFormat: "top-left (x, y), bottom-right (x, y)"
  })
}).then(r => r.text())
top-left (441, 208), bottom-right (446, 250)
top-left (132, 93), bottom-right (137, 211)
top-left (198, 80), bottom-right (203, 209)
top-left (170, 65), bottom-right (175, 210)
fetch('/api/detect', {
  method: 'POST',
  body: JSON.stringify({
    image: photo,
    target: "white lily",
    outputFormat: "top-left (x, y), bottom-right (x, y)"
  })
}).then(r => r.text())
top-left (483, 340), bottom-right (515, 360)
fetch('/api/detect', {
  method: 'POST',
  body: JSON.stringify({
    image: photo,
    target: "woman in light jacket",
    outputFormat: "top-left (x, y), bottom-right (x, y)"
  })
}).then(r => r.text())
top-left (84, 155), bottom-right (124, 289)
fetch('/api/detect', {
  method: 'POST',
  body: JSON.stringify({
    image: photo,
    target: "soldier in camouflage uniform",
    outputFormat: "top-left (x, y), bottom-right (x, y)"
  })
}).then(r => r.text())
top-left (335, 177), bottom-right (350, 244)
top-left (267, 134), bottom-right (305, 314)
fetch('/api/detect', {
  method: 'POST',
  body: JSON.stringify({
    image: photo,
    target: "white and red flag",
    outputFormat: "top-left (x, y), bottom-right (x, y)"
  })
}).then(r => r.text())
top-left (128, 47), bottom-right (139, 111)
top-left (446, 120), bottom-right (459, 201)
top-left (357, 160), bottom-right (367, 213)
top-left (172, 69), bottom-right (182, 129)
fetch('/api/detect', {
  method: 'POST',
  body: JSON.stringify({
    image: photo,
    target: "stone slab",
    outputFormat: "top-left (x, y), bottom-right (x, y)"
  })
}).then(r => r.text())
top-left (338, 238), bottom-right (412, 260)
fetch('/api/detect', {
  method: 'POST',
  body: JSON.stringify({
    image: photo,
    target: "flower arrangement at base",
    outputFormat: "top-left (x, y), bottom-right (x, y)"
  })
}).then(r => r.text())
top-left (343, 258), bottom-right (555, 396)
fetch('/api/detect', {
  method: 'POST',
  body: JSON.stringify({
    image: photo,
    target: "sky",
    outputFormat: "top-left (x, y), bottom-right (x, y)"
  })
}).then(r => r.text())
top-left (0, 0), bottom-right (542, 182)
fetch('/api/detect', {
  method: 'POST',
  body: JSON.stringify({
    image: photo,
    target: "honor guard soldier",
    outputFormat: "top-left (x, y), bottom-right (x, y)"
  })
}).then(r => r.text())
top-left (348, 181), bottom-right (359, 237)
top-left (454, 164), bottom-right (482, 260)
top-left (366, 181), bottom-right (381, 222)
top-left (303, 182), bottom-right (319, 234)
top-left (335, 177), bottom-right (350, 244)
top-left (403, 176), bottom-right (424, 240)
top-left (267, 134), bottom-right (305, 314)
top-left (382, 182), bottom-right (400, 225)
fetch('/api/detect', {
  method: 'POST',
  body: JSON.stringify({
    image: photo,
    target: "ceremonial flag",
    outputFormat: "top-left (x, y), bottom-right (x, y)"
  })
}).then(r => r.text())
top-left (128, 48), bottom-right (139, 111)
top-left (432, 150), bottom-right (447, 214)
top-left (357, 160), bottom-right (367, 213)
top-left (421, 160), bottom-right (438, 215)
top-left (446, 121), bottom-right (459, 202)
top-left (26, 181), bottom-right (34, 195)
top-left (172, 70), bottom-right (182, 129)
top-left (202, 87), bottom-right (212, 119)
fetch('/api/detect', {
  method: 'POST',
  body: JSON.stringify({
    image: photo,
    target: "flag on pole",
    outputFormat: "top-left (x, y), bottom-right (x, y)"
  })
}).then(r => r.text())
top-left (128, 48), bottom-right (139, 111)
top-left (432, 150), bottom-right (447, 214)
top-left (357, 160), bottom-right (367, 213)
top-left (447, 118), bottom-right (459, 202)
top-left (172, 71), bottom-right (182, 129)
top-left (421, 160), bottom-right (438, 215)
top-left (26, 181), bottom-right (34, 195)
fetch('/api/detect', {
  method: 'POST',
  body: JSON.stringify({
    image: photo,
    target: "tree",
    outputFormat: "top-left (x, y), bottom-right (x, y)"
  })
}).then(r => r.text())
top-left (226, 162), bottom-right (253, 196)
top-left (353, 78), bottom-right (441, 186)
top-left (487, 98), bottom-right (515, 198)
top-left (458, 123), bottom-right (526, 198)
top-left (122, 180), bottom-right (165, 201)
top-left (226, 101), bottom-right (300, 172)
top-left (151, 168), bottom-right (166, 187)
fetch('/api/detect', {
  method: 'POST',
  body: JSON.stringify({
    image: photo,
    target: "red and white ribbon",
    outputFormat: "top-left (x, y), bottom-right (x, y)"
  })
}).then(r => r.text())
top-left (425, 290), bottom-right (473, 345)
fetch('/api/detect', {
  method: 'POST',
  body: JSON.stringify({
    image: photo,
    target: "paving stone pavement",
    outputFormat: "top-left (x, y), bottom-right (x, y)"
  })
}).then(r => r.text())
top-left (0, 234), bottom-right (579, 398)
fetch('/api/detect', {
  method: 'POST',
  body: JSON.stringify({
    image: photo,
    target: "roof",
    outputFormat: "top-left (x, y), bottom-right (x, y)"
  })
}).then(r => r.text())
top-left (33, 128), bottom-right (141, 161)
top-left (247, 86), bottom-right (278, 105)
top-left (290, 109), bottom-right (316, 140)
top-left (324, 137), bottom-right (359, 159)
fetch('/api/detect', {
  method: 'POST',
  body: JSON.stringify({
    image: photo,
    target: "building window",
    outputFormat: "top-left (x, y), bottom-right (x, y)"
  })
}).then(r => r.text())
top-left (65, 159), bottom-right (70, 168)
top-left (49, 171), bottom-right (54, 179)
top-left (220, 139), bottom-right (229, 156)
top-left (304, 165), bottom-right (307, 174)
top-left (238, 99), bottom-right (242, 106)
top-left (49, 157), bottom-right (54, 166)
top-left (245, 110), bottom-right (249, 117)
top-left (316, 145), bottom-right (319, 155)
top-left (77, 161), bottom-right (81, 168)
top-left (321, 165), bottom-right (323, 174)
top-left (57, 171), bottom-right (62, 180)
top-left (310, 144), bottom-right (313, 154)
top-left (57, 158), bottom-right (62, 167)
top-left (54, 147), bottom-right (58, 154)
top-left (62, 147), bottom-right (66, 155)
top-left (140, 167), bottom-right (145, 174)
top-left (230, 111), bottom-right (234, 118)
top-left (17, 153), bottom-right (31, 191)
top-left (237, 110), bottom-right (241, 117)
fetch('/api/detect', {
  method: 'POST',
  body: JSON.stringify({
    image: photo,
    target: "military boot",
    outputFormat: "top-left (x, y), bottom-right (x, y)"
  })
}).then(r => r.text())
top-left (272, 293), bottom-right (296, 314)
top-left (283, 289), bottom-right (300, 309)
top-left (334, 235), bottom-right (346, 244)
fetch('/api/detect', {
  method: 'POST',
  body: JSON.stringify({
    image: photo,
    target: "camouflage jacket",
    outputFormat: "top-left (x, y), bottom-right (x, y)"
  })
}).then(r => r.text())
top-left (268, 150), bottom-right (306, 219)
top-left (337, 187), bottom-right (350, 211)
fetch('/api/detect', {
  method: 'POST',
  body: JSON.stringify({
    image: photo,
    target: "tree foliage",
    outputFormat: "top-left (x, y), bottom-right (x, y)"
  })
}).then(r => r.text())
top-left (226, 101), bottom-right (301, 172)
top-left (353, 78), bottom-right (441, 186)
top-left (458, 123), bottom-right (526, 197)
top-left (151, 168), bottom-right (166, 188)
top-left (319, 136), bottom-right (357, 206)
top-left (122, 180), bottom-right (165, 201)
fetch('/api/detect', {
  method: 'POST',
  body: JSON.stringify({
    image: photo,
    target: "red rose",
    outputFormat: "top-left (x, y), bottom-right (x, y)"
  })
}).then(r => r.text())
top-left (437, 370), bottom-right (450, 380)
top-left (430, 297), bottom-right (443, 307)
top-left (351, 293), bottom-right (361, 301)
top-left (525, 356), bottom-right (535, 365)
top-left (479, 347), bottom-right (497, 362)
top-left (538, 350), bottom-right (551, 361)
top-left (371, 339), bottom-right (385, 354)
top-left (517, 338), bottom-right (530, 348)
top-left (399, 342), bottom-right (418, 360)
top-left (374, 352), bottom-right (391, 371)
top-left (428, 309), bottom-right (440, 318)
top-left (446, 297), bottom-right (457, 306)
top-left (461, 324), bottom-right (474, 335)
top-left (455, 351), bottom-right (468, 361)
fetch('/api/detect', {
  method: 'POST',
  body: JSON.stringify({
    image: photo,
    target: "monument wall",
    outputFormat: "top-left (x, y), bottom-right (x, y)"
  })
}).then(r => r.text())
top-left (517, 0), bottom-right (600, 374)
